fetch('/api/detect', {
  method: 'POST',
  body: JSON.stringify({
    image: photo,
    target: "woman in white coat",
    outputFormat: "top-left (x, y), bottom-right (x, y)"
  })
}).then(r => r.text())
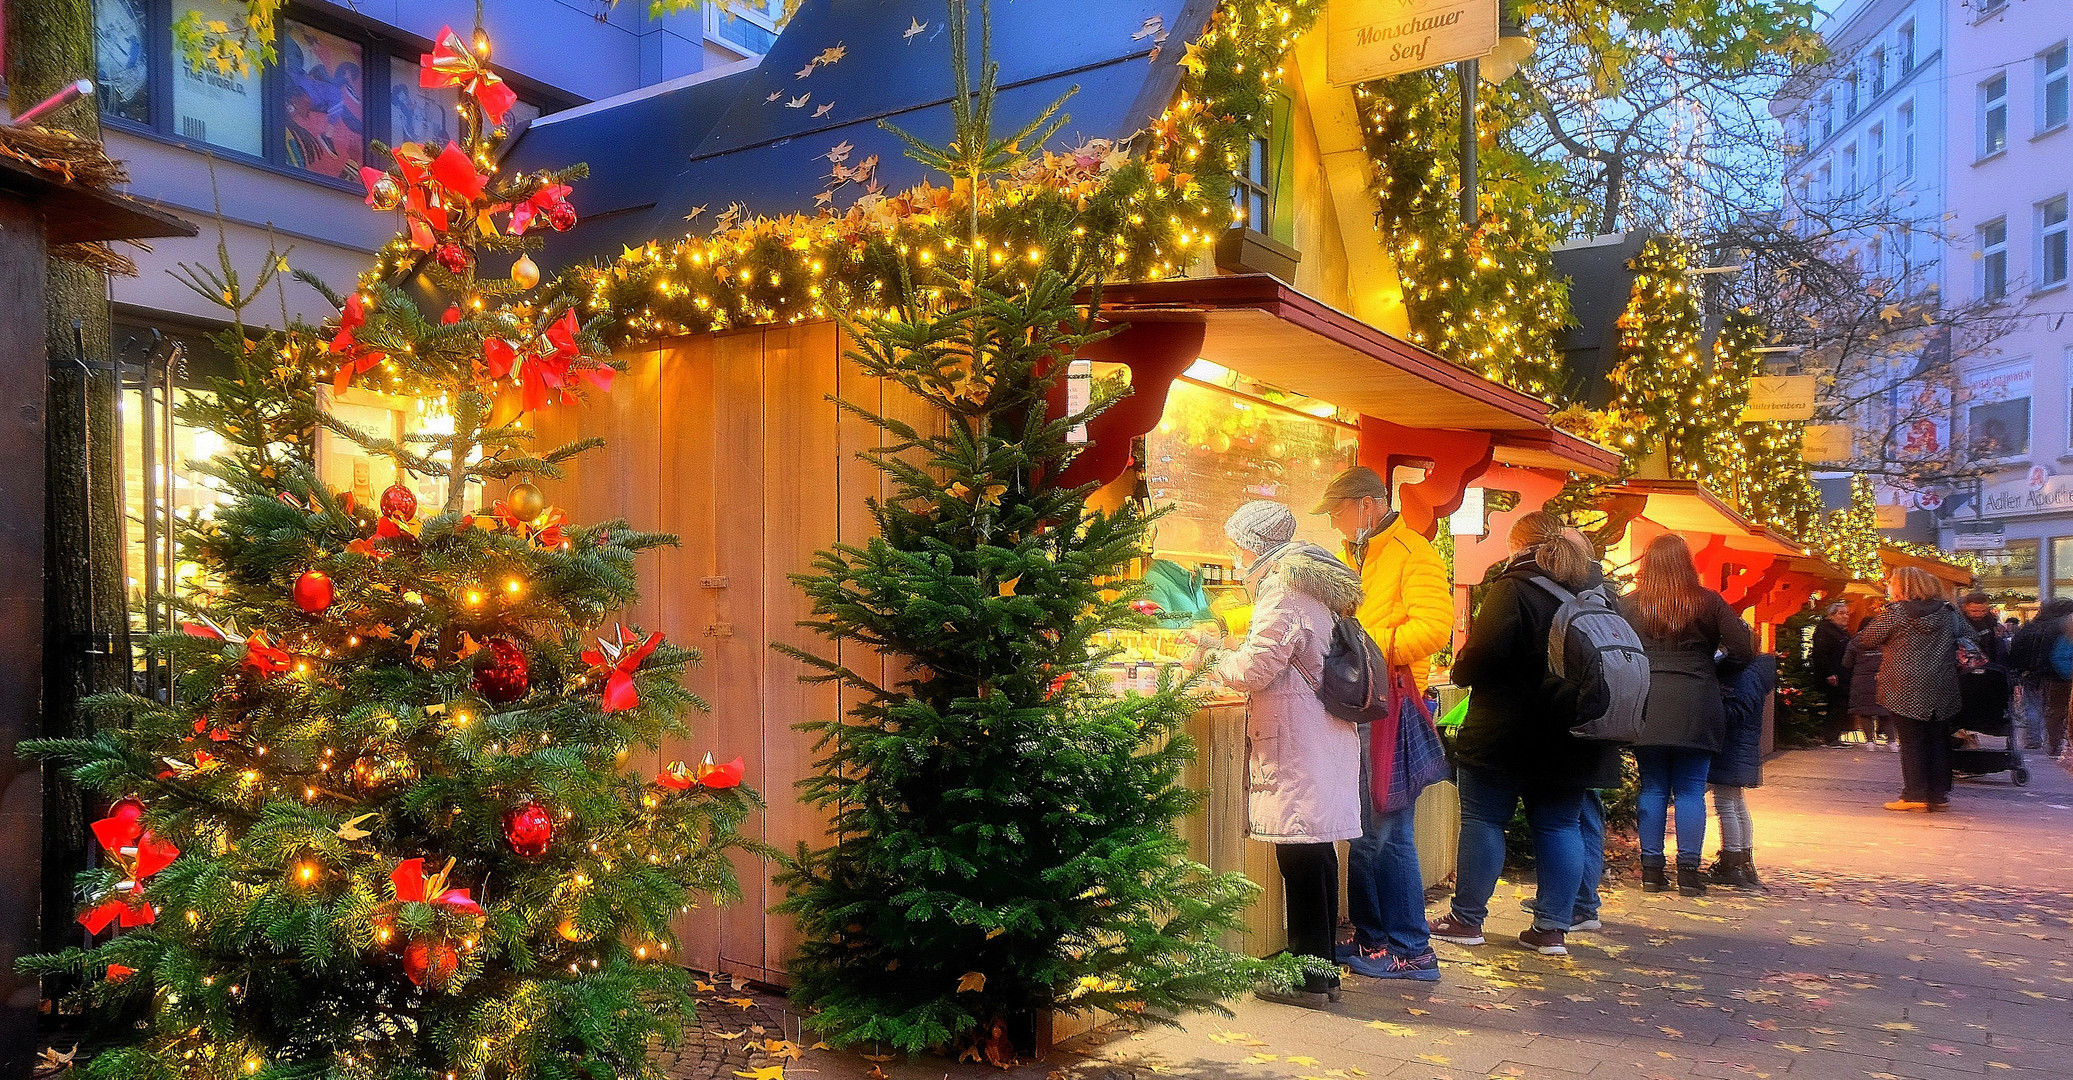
top-left (1192, 500), bottom-right (1364, 1004)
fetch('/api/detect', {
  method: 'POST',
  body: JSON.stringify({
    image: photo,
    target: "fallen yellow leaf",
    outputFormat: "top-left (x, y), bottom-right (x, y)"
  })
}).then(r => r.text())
top-left (956, 971), bottom-right (986, 993)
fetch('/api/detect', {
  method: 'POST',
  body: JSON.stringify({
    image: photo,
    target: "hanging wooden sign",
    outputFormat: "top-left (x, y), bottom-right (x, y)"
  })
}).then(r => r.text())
top-left (1801, 423), bottom-right (1853, 463)
top-left (1873, 503), bottom-right (1909, 529)
top-left (1326, 0), bottom-right (1499, 86)
top-left (1740, 375), bottom-right (1819, 422)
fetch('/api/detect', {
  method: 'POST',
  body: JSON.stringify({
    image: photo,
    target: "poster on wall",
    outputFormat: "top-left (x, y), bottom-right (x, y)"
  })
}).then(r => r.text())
top-left (1325, 0), bottom-right (1498, 86)
top-left (281, 20), bottom-right (366, 180)
top-left (389, 60), bottom-right (461, 147)
top-left (171, 0), bottom-right (263, 156)
top-left (94, 0), bottom-right (152, 123)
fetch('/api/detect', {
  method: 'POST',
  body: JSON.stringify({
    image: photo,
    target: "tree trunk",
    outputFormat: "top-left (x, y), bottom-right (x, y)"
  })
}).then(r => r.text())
top-left (4, 0), bottom-right (131, 968)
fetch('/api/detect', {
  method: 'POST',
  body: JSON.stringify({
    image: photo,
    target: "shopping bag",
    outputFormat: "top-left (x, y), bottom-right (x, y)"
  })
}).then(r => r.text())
top-left (1376, 668), bottom-right (1451, 815)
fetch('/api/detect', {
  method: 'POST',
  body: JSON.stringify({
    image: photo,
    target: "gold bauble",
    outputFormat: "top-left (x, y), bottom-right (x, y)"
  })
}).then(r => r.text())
top-left (506, 480), bottom-right (545, 521)
top-left (511, 254), bottom-right (540, 290)
top-left (368, 175), bottom-right (404, 212)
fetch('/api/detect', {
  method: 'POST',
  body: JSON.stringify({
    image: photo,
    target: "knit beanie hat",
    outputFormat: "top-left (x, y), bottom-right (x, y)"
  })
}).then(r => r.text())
top-left (1224, 500), bottom-right (1297, 554)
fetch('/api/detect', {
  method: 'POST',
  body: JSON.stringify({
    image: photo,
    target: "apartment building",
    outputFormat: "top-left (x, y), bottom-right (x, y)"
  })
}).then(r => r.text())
top-left (1936, 0), bottom-right (2073, 601)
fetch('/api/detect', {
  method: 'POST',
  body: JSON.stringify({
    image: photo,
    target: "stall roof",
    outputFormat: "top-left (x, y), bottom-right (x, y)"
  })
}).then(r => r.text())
top-left (503, 0), bottom-right (1212, 272)
top-left (1599, 478), bottom-right (1809, 558)
top-left (1095, 275), bottom-right (1621, 469)
top-left (1879, 544), bottom-right (1977, 588)
top-left (0, 156), bottom-right (197, 244)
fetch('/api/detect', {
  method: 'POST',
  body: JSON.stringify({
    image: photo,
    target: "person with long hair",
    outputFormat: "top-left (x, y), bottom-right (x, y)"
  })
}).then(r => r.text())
top-left (1620, 534), bottom-right (1755, 897)
top-left (1430, 513), bottom-right (1621, 957)
top-left (1850, 567), bottom-right (1976, 811)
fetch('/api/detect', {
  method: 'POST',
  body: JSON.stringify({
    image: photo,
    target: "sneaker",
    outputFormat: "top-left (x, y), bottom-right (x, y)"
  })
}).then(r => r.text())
top-left (1567, 917), bottom-right (1603, 932)
top-left (1359, 948), bottom-right (1441, 982)
top-left (1925, 800), bottom-right (1950, 813)
top-left (1334, 938), bottom-right (1359, 960)
top-left (1884, 799), bottom-right (1930, 812)
top-left (1427, 914), bottom-right (1485, 946)
top-left (1519, 927), bottom-right (1568, 955)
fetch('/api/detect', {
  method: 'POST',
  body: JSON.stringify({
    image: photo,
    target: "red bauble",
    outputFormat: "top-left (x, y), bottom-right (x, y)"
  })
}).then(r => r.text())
top-left (402, 938), bottom-right (459, 987)
top-left (380, 483), bottom-right (418, 520)
top-left (293, 570), bottom-right (334, 613)
top-left (501, 800), bottom-right (553, 858)
top-left (546, 203), bottom-right (578, 232)
top-left (471, 637), bottom-right (529, 704)
top-left (435, 242), bottom-right (469, 274)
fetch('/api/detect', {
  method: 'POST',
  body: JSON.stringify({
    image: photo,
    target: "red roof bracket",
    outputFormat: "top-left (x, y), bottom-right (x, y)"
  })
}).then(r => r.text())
top-left (1050, 319), bottom-right (1206, 491)
top-left (1358, 416), bottom-right (1493, 539)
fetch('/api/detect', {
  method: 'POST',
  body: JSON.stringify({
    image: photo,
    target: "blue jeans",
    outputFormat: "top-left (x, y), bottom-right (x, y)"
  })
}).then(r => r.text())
top-left (1350, 722), bottom-right (1430, 957)
top-left (1635, 746), bottom-right (1712, 865)
top-left (1530, 788), bottom-right (1605, 926)
top-left (1450, 764), bottom-right (1585, 933)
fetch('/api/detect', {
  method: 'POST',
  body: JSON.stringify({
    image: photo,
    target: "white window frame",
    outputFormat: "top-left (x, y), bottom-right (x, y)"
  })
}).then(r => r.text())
top-left (2040, 42), bottom-right (2070, 135)
top-left (1980, 217), bottom-right (2010, 301)
top-left (1869, 123), bottom-right (1885, 183)
top-left (1898, 21), bottom-right (1917, 75)
top-left (1871, 47), bottom-right (1888, 98)
top-left (1845, 73), bottom-right (1861, 119)
top-left (1898, 99), bottom-right (1917, 178)
top-left (1842, 143), bottom-right (1858, 199)
top-left (2038, 194), bottom-right (2069, 290)
top-left (1964, 359), bottom-right (2031, 463)
top-left (1819, 93), bottom-right (1834, 140)
top-left (1982, 73), bottom-right (2011, 159)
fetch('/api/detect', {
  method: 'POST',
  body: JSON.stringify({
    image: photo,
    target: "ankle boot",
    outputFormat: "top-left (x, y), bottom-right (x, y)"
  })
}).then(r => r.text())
top-left (1707, 853), bottom-right (1743, 888)
top-left (1735, 851), bottom-right (1764, 890)
top-left (1677, 862), bottom-right (1706, 897)
top-left (1642, 857), bottom-right (1669, 893)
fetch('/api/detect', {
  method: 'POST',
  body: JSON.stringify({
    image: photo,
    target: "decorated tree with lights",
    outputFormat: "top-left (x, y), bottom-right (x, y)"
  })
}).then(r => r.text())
top-left (1708, 314), bottom-right (1824, 536)
top-left (21, 23), bottom-right (757, 1080)
top-left (1356, 70), bottom-right (1577, 398)
top-left (1605, 235), bottom-right (1719, 475)
top-left (775, 2), bottom-right (1273, 1062)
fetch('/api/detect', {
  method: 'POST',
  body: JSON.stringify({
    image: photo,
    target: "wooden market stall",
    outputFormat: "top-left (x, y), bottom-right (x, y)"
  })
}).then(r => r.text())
top-left (1879, 544), bottom-right (1979, 594)
top-left (532, 275), bottom-right (1618, 983)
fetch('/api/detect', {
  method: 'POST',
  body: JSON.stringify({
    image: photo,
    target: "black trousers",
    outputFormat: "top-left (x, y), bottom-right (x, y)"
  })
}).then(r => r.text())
top-left (1275, 841), bottom-right (1340, 965)
top-left (1891, 714), bottom-right (1952, 803)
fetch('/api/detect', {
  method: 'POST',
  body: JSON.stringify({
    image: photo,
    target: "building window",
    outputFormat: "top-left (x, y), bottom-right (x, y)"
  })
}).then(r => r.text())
top-left (1867, 235), bottom-right (1884, 277)
top-left (1871, 48), bottom-right (1887, 98)
top-left (706, 0), bottom-right (782, 56)
top-left (1979, 539), bottom-right (2039, 604)
top-left (88, 0), bottom-right (548, 188)
top-left (1898, 100), bottom-right (1916, 177)
top-left (2040, 195), bottom-right (2069, 288)
top-left (1815, 163), bottom-right (1831, 205)
top-left (1231, 91), bottom-right (1294, 246)
top-left (1899, 21), bottom-right (1916, 75)
top-left (1969, 394), bottom-right (2030, 459)
top-left (1981, 218), bottom-right (2009, 301)
top-left (1844, 74), bottom-right (1860, 119)
top-left (1869, 123), bottom-right (1885, 182)
top-left (1982, 73), bottom-right (2010, 158)
top-left (2042, 43), bottom-right (2070, 134)
top-left (1818, 94), bottom-right (1833, 140)
top-left (1843, 144), bottom-right (1858, 197)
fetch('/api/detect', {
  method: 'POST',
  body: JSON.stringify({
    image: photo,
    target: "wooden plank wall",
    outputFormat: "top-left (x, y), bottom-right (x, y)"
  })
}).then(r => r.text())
top-left (536, 325), bottom-right (1468, 980)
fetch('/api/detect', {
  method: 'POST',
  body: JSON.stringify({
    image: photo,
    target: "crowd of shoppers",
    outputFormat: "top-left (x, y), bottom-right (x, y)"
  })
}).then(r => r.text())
top-left (1191, 468), bottom-right (2038, 1008)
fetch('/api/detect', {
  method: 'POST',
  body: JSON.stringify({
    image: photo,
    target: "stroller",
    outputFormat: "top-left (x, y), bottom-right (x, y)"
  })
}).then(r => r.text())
top-left (1952, 665), bottom-right (2029, 786)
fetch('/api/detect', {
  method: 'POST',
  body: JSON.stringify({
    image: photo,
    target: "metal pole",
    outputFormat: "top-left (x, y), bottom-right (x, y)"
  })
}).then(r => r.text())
top-left (1459, 58), bottom-right (1479, 226)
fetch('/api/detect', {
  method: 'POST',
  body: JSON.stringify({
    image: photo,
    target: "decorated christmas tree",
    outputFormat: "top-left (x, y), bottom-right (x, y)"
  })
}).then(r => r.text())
top-left (775, 1), bottom-right (1272, 1061)
top-left (1708, 314), bottom-right (1824, 536)
top-left (23, 23), bottom-right (757, 1079)
top-left (1606, 236), bottom-right (1716, 475)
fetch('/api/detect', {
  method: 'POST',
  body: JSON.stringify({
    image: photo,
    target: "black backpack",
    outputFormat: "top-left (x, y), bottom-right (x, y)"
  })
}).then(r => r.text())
top-left (1525, 576), bottom-right (1650, 742)
top-left (1295, 615), bottom-right (1395, 725)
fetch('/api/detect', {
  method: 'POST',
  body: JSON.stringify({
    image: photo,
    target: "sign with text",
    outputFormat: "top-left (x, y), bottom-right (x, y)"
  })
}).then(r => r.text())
top-left (1801, 423), bottom-right (1853, 463)
top-left (1952, 525), bottom-right (2007, 551)
top-left (1740, 375), bottom-right (1820, 423)
top-left (1873, 503), bottom-right (1909, 529)
top-left (1326, 0), bottom-right (1499, 86)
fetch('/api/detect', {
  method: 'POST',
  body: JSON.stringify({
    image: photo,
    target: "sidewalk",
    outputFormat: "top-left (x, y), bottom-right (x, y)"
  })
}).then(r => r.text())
top-left (669, 747), bottom-right (2073, 1080)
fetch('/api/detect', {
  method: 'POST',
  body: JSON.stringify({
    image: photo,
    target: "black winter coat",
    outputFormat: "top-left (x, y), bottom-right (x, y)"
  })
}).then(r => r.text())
top-left (1451, 553), bottom-right (1625, 790)
top-left (1710, 654), bottom-right (1775, 788)
top-left (1841, 629), bottom-right (1887, 717)
top-left (1619, 589), bottom-right (1756, 753)
top-left (1963, 611), bottom-right (2005, 667)
top-left (2008, 598), bottom-right (2073, 681)
top-left (1810, 619), bottom-right (1851, 689)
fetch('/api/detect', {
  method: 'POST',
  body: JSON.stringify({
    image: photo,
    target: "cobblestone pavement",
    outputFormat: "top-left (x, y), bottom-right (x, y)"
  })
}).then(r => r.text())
top-left (671, 747), bottom-right (2073, 1080)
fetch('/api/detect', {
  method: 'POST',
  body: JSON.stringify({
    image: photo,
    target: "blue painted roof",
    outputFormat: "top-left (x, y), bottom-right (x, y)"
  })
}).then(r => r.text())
top-left (504, 0), bottom-right (1210, 270)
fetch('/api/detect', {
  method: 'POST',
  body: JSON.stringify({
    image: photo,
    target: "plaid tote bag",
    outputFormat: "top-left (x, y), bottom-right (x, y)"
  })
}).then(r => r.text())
top-left (1378, 667), bottom-right (1450, 815)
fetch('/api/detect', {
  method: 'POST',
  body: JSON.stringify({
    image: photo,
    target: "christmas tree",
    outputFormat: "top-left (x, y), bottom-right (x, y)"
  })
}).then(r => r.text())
top-left (775, 1), bottom-right (1272, 1060)
top-left (1708, 314), bottom-right (1824, 536)
top-left (1606, 236), bottom-right (1715, 475)
top-left (23, 23), bottom-right (757, 1079)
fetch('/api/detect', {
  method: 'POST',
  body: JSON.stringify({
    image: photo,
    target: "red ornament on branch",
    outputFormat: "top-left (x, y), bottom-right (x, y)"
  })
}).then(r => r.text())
top-left (501, 800), bottom-right (553, 858)
top-left (293, 570), bottom-right (334, 613)
top-left (547, 202), bottom-right (578, 232)
top-left (403, 938), bottom-right (461, 988)
top-left (435, 242), bottom-right (470, 275)
top-left (471, 637), bottom-right (529, 704)
top-left (380, 483), bottom-right (418, 521)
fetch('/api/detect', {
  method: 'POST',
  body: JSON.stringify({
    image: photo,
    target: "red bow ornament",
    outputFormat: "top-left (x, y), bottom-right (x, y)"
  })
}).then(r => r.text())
top-left (330, 294), bottom-right (388, 394)
top-left (508, 184), bottom-right (574, 236)
top-left (657, 752), bottom-right (746, 791)
top-left (420, 26), bottom-right (518, 126)
top-left (581, 625), bottom-right (664, 713)
top-left (79, 797), bottom-right (178, 934)
top-left (430, 141), bottom-right (489, 204)
top-left (389, 857), bottom-right (484, 917)
top-left (482, 311), bottom-right (603, 414)
top-left (242, 630), bottom-right (294, 677)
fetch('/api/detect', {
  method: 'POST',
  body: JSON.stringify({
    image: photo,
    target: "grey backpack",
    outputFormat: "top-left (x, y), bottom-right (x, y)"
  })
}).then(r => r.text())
top-left (1526, 576), bottom-right (1650, 742)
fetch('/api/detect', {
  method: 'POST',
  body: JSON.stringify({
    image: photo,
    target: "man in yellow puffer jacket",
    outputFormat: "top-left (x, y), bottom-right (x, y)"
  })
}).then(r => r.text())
top-left (1313, 465), bottom-right (1452, 982)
